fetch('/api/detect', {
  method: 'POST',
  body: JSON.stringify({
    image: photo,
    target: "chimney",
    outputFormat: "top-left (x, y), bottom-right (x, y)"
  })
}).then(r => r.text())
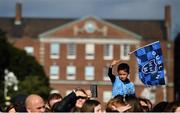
top-left (14, 1), bottom-right (22, 25)
top-left (164, 5), bottom-right (171, 40)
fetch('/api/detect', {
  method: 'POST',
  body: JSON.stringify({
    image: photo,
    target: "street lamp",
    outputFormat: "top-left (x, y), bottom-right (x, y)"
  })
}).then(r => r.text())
top-left (4, 69), bottom-right (19, 106)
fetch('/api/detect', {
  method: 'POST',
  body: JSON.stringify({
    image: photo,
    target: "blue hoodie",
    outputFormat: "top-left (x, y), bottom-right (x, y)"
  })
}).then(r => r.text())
top-left (108, 67), bottom-right (135, 97)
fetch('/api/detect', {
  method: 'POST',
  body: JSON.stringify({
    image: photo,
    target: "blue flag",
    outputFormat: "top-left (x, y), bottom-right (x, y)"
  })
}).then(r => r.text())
top-left (134, 41), bottom-right (165, 86)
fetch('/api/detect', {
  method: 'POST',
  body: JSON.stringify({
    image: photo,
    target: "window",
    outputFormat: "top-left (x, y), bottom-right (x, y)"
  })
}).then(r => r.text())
top-left (67, 43), bottom-right (76, 59)
top-left (49, 64), bottom-right (59, 79)
top-left (50, 43), bottom-right (59, 59)
top-left (66, 65), bottom-right (76, 80)
top-left (120, 44), bottom-right (130, 60)
top-left (24, 46), bottom-right (34, 55)
top-left (103, 65), bottom-right (110, 81)
top-left (85, 44), bottom-right (95, 59)
top-left (104, 44), bottom-right (113, 60)
top-left (85, 65), bottom-right (94, 80)
top-left (103, 91), bottom-right (112, 102)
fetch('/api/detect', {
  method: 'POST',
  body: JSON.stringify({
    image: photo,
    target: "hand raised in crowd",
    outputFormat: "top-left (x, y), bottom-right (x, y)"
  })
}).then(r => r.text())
top-left (73, 88), bottom-right (88, 97)
top-left (110, 59), bottom-right (121, 67)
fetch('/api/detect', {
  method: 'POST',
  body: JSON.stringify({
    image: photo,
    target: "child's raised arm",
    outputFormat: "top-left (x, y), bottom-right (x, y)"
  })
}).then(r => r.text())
top-left (108, 59), bottom-right (120, 83)
top-left (110, 59), bottom-right (121, 67)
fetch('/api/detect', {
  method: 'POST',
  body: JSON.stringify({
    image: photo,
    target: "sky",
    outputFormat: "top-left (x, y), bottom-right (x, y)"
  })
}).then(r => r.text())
top-left (0, 0), bottom-right (180, 40)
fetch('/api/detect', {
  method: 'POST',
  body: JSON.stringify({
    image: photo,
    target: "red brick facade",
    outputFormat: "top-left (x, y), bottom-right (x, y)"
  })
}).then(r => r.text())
top-left (10, 16), bottom-right (174, 106)
top-left (0, 3), bottom-right (174, 106)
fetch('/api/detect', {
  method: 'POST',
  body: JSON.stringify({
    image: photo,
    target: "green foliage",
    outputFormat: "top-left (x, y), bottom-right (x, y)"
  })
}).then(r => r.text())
top-left (14, 75), bottom-right (50, 99)
top-left (0, 29), bottom-right (51, 107)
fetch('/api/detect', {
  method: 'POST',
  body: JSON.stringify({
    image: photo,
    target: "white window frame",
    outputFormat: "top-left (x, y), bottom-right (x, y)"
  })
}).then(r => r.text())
top-left (66, 65), bottom-right (76, 80)
top-left (103, 91), bottom-right (112, 102)
top-left (67, 43), bottom-right (76, 59)
top-left (24, 46), bottom-right (34, 55)
top-left (120, 44), bottom-right (130, 60)
top-left (104, 44), bottom-right (113, 60)
top-left (85, 43), bottom-right (95, 59)
top-left (49, 64), bottom-right (59, 79)
top-left (50, 43), bottom-right (60, 59)
top-left (85, 65), bottom-right (94, 80)
top-left (103, 65), bottom-right (110, 81)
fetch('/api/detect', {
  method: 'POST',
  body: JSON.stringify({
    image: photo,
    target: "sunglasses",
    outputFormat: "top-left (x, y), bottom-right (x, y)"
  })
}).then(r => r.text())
top-left (77, 96), bottom-right (88, 99)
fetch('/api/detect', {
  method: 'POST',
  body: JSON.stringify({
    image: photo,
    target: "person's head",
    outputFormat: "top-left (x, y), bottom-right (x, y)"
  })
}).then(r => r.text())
top-left (81, 99), bottom-right (102, 113)
top-left (6, 104), bottom-right (16, 113)
top-left (164, 101), bottom-right (180, 112)
top-left (10, 94), bottom-right (27, 112)
top-left (124, 95), bottom-right (143, 112)
top-left (25, 94), bottom-right (45, 113)
top-left (6, 103), bottom-right (27, 113)
top-left (48, 93), bottom-right (62, 108)
top-left (75, 88), bottom-right (88, 108)
top-left (152, 101), bottom-right (169, 112)
top-left (106, 97), bottom-right (130, 112)
top-left (138, 97), bottom-right (152, 112)
top-left (117, 63), bottom-right (130, 81)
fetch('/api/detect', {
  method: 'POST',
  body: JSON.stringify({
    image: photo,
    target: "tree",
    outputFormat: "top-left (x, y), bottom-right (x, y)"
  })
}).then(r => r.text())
top-left (0, 29), bottom-right (51, 107)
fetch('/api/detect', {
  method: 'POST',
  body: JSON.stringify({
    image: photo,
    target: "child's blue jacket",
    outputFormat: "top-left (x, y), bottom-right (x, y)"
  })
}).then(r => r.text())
top-left (108, 67), bottom-right (135, 97)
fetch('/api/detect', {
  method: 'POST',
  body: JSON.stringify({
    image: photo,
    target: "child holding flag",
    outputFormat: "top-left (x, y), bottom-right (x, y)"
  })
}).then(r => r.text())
top-left (108, 59), bottom-right (135, 97)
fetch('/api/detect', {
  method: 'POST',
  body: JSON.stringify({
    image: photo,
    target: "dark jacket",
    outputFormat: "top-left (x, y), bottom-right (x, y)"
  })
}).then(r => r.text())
top-left (52, 91), bottom-right (77, 112)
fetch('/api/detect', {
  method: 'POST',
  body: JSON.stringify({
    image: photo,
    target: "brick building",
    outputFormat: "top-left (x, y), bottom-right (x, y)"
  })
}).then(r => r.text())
top-left (0, 3), bottom-right (174, 105)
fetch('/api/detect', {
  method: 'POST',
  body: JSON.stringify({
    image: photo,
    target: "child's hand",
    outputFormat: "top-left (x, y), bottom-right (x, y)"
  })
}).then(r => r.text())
top-left (111, 59), bottom-right (120, 66)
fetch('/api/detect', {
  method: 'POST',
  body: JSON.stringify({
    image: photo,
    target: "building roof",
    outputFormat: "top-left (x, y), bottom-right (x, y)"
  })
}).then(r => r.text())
top-left (0, 17), bottom-right (166, 40)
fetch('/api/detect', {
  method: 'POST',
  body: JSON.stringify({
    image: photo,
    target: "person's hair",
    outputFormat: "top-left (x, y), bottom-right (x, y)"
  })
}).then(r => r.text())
top-left (71, 106), bottom-right (82, 112)
top-left (81, 99), bottom-right (101, 112)
top-left (48, 93), bottom-right (62, 106)
top-left (164, 101), bottom-right (180, 112)
top-left (106, 97), bottom-right (126, 112)
top-left (138, 97), bottom-right (152, 112)
top-left (6, 104), bottom-right (15, 112)
top-left (124, 95), bottom-right (143, 112)
top-left (151, 101), bottom-right (169, 112)
top-left (6, 103), bottom-right (27, 112)
top-left (113, 94), bottom-right (124, 100)
top-left (117, 63), bottom-right (130, 74)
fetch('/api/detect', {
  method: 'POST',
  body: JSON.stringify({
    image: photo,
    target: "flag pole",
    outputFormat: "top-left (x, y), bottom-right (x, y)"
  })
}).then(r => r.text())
top-left (129, 47), bottom-right (140, 55)
top-left (128, 41), bottom-right (160, 55)
top-left (128, 49), bottom-right (137, 55)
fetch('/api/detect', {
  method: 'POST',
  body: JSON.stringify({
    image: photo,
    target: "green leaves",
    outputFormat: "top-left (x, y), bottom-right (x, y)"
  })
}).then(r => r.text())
top-left (0, 29), bottom-right (51, 107)
top-left (17, 75), bottom-right (51, 98)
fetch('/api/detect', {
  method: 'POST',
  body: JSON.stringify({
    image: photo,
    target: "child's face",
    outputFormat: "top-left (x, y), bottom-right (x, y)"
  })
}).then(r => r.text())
top-left (118, 70), bottom-right (128, 81)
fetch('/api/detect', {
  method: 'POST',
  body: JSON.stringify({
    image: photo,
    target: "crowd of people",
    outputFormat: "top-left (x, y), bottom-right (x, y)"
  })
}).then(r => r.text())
top-left (1, 88), bottom-right (180, 113)
top-left (1, 60), bottom-right (180, 112)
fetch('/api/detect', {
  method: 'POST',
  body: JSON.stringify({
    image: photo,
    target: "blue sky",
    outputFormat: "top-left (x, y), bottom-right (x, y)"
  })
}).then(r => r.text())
top-left (0, 0), bottom-right (180, 40)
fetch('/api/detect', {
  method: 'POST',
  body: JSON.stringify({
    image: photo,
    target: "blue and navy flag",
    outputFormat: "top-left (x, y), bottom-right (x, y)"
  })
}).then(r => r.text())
top-left (134, 41), bottom-right (165, 86)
